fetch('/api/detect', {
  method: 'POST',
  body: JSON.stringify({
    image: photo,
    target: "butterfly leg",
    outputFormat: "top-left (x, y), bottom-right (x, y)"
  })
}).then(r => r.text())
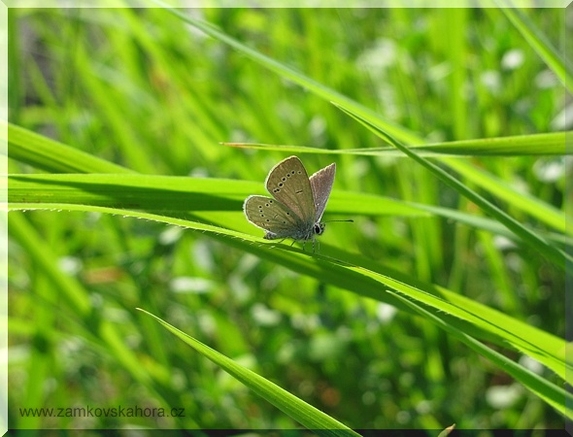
top-left (311, 238), bottom-right (318, 254)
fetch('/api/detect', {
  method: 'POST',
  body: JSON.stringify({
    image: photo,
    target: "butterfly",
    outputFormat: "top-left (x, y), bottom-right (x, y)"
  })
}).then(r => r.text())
top-left (243, 156), bottom-right (336, 248)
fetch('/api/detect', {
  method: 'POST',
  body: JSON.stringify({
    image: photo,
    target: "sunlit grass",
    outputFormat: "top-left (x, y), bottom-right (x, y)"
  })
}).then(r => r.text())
top-left (7, 6), bottom-right (570, 430)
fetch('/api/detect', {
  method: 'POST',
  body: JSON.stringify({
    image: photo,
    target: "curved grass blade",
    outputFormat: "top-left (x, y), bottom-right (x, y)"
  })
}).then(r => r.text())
top-left (497, 3), bottom-right (573, 93)
top-left (223, 139), bottom-right (568, 234)
top-left (8, 173), bottom-right (571, 248)
top-left (223, 131), bottom-right (570, 157)
top-left (152, 0), bottom-right (421, 145)
top-left (143, 6), bottom-right (568, 242)
top-left (331, 102), bottom-right (569, 269)
top-left (138, 309), bottom-right (360, 436)
top-left (389, 290), bottom-right (572, 419)
top-left (4, 122), bottom-right (134, 174)
top-left (9, 203), bottom-right (569, 385)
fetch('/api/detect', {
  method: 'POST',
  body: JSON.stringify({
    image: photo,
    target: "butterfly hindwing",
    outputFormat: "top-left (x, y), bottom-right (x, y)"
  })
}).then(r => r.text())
top-left (243, 195), bottom-right (305, 239)
top-left (309, 162), bottom-right (335, 222)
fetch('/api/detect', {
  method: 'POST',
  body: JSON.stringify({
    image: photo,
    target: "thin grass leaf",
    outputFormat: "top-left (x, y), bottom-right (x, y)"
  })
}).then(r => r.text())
top-left (224, 131), bottom-right (570, 157)
top-left (223, 138), bottom-right (568, 233)
top-left (4, 122), bottom-right (133, 174)
top-left (153, 0), bottom-right (422, 145)
top-left (437, 424), bottom-right (456, 437)
top-left (151, 7), bottom-right (568, 245)
top-left (9, 7), bottom-right (567, 428)
top-left (331, 102), bottom-right (569, 269)
top-left (390, 290), bottom-right (572, 419)
top-left (442, 157), bottom-right (566, 233)
top-left (497, 3), bottom-right (573, 93)
top-left (6, 173), bottom-right (424, 223)
top-left (20, 196), bottom-right (567, 416)
top-left (9, 213), bottom-right (157, 390)
top-left (8, 173), bottom-right (571, 248)
top-left (9, 203), bottom-right (569, 386)
top-left (138, 308), bottom-right (360, 437)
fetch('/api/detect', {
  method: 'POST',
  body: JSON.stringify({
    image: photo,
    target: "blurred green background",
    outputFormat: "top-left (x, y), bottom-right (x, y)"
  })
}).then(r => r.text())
top-left (7, 6), bottom-right (569, 431)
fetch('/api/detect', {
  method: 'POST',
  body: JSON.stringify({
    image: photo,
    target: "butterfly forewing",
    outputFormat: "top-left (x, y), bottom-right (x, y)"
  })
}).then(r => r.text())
top-left (243, 195), bottom-right (304, 238)
top-left (309, 162), bottom-right (336, 221)
top-left (265, 156), bottom-right (315, 225)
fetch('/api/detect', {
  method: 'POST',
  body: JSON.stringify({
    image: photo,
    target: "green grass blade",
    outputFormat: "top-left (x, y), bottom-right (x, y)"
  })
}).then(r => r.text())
top-left (9, 202), bottom-right (568, 386)
top-left (138, 308), bottom-right (360, 436)
top-left (10, 14), bottom-right (567, 236)
top-left (9, 212), bottom-right (153, 388)
top-left (498, 4), bottom-right (573, 93)
top-left (8, 173), bottom-right (571, 248)
top-left (224, 131), bottom-right (570, 157)
top-left (151, 7), bottom-right (567, 237)
top-left (153, 0), bottom-right (421, 145)
top-left (442, 158), bottom-right (565, 233)
top-left (9, 7), bottom-right (568, 428)
top-left (4, 122), bottom-right (133, 174)
top-left (390, 291), bottom-right (572, 418)
top-left (331, 102), bottom-right (569, 269)
top-left (224, 139), bottom-right (568, 233)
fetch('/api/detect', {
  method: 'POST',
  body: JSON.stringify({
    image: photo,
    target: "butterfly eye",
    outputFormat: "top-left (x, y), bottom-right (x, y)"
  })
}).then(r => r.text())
top-left (314, 223), bottom-right (325, 235)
